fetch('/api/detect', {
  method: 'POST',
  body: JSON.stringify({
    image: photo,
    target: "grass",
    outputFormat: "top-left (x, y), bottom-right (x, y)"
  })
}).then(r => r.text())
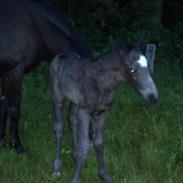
top-left (0, 61), bottom-right (183, 183)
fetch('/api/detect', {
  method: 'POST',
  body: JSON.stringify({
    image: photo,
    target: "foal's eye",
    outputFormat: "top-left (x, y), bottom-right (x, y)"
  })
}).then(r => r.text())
top-left (130, 69), bottom-right (136, 73)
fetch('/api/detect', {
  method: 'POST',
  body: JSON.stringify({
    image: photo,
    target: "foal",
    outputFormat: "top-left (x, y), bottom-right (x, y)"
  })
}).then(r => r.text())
top-left (49, 44), bottom-right (159, 183)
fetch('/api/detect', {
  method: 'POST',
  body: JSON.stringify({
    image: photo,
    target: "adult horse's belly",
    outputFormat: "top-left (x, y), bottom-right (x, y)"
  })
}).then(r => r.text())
top-left (0, 0), bottom-right (47, 74)
top-left (0, 30), bottom-right (21, 74)
top-left (0, 24), bottom-right (47, 75)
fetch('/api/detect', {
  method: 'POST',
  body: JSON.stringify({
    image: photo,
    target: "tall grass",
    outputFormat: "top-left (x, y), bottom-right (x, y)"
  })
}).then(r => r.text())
top-left (0, 59), bottom-right (182, 183)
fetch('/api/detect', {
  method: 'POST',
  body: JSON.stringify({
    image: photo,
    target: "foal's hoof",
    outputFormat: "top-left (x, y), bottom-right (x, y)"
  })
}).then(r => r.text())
top-left (54, 158), bottom-right (62, 175)
top-left (99, 172), bottom-right (114, 183)
top-left (53, 171), bottom-right (61, 177)
top-left (71, 178), bottom-right (80, 183)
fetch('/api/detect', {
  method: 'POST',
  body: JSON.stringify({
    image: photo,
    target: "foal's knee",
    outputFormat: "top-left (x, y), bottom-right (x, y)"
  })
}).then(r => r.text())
top-left (70, 113), bottom-right (77, 128)
top-left (75, 148), bottom-right (89, 163)
top-left (54, 122), bottom-right (63, 137)
top-left (76, 138), bottom-right (90, 160)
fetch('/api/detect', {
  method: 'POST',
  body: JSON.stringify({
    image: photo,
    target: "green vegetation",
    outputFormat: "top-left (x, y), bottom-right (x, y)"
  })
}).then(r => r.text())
top-left (0, 29), bottom-right (183, 182)
top-left (0, 0), bottom-right (183, 182)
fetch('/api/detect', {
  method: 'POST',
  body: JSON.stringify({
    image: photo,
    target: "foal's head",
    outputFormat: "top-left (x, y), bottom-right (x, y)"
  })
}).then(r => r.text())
top-left (115, 43), bottom-right (159, 105)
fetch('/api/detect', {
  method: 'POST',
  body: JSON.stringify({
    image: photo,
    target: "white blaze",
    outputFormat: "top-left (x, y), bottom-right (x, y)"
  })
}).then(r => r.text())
top-left (137, 55), bottom-right (148, 68)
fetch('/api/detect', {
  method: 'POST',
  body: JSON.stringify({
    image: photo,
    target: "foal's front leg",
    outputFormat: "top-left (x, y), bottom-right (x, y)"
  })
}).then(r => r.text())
top-left (71, 108), bottom-right (90, 183)
top-left (92, 111), bottom-right (114, 183)
top-left (69, 104), bottom-right (79, 161)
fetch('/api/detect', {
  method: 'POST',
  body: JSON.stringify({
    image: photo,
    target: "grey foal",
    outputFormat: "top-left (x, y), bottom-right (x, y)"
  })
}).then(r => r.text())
top-left (50, 42), bottom-right (158, 183)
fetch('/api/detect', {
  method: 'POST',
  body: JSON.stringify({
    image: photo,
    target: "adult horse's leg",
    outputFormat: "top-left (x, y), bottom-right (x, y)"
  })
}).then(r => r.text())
top-left (0, 78), bottom-right (8, 142)
top-left (4, 66), bottom-right (25, 153)
top-left (92, 112), bottom-right (113, 183)
top-left (71, 108), bottom-right (90, 183)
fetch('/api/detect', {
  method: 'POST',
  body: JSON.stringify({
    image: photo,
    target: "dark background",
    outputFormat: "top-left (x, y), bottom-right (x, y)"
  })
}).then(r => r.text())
top-left (32, 0), bottom-right (183, 94)
top-left (0, 1), bottom-right (183, 182)
top-left (48, 0), bottom-right (183, 67)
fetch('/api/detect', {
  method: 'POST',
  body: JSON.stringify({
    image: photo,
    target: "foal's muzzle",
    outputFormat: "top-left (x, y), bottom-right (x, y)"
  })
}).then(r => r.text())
top-left (147, 93), bottom-right (159, 105)
top-left (138, 78), bottom-right (159, 105)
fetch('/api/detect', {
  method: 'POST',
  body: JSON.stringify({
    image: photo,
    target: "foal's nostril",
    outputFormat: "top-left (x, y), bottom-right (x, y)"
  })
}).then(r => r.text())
top-left (148, 94), bottom-right (158, 105)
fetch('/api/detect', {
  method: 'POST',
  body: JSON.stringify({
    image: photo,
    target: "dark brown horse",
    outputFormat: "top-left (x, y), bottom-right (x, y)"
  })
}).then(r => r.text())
top-left (0, 0), bottom-right (92, 153)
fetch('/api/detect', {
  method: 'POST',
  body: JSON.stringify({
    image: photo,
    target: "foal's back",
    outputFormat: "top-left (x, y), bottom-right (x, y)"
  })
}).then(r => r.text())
top-left (50, 54), bottom-right (106, 107)
top-left (50, 54), bottom-right (87, 105)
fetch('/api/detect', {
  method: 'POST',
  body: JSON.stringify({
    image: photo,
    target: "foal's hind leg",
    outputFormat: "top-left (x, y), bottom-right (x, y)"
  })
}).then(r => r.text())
top-left (53, 96), bottom-right (64, 176)
top-left (92, 111), bottom-right (113, 183)
top-left (4, 67), bottom-right (25, 153)
top-left (50, 74), bottom-right (65, 176)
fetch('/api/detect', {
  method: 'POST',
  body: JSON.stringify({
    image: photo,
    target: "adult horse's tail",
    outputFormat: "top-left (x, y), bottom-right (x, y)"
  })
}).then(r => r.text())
top-left (29, 0), bottom-right (93, 59)
top-left (68, 27), bottom-right (93, 59)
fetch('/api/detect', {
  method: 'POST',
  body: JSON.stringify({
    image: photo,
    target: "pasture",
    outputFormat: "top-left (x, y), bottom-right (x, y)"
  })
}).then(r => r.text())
top-left (0, 43), bottom-right (182, 183)
top-left (0, 0), bottom-right (182, 182)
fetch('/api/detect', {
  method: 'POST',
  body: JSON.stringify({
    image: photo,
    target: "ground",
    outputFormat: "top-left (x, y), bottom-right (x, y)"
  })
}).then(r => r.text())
top-left (0, 60), bottom-right (182, 183)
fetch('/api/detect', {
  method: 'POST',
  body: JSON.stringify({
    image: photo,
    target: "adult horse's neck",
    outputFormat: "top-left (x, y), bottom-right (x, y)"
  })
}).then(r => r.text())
top-left (88, 50), bottom-right (125, 94)
top-left (30, 1), bottom-right (93, 60)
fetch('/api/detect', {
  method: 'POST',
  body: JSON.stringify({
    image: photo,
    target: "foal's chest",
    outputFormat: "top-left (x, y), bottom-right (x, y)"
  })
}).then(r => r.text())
top-left (88, 91), bottom-right (115, 114)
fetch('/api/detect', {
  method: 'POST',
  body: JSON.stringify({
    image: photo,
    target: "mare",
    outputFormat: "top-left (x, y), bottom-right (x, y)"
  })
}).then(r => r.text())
top-left (0, 0), bottom-right (92, 153)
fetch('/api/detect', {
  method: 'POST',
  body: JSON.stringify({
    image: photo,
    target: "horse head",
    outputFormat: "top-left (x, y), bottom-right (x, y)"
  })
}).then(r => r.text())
top-left (115, 41), bottom-right (159, 105)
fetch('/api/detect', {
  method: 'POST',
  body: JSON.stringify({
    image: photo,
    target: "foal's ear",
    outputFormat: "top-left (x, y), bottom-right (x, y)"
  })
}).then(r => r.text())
top-left (134, 32), bottom-right (145, 49)
top-left (109, 35), bottom-right (116, 49)
top-left (145, 44), bottom-right (156, 75)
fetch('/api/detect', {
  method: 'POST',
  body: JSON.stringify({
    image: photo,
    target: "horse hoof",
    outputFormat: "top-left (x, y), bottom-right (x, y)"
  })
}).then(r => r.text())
top-left (53, 172), bottom-right (61, 177)
top-left (99, 172), bottom-right (114, 183)
top-left (0, 141), bottom-right (8, 149)
top-left (10, 142), bottom-right (27, 154)
top-left (16, 146), bottom-right (27, 154)
top-left (103, 176), bottom-right (114, 183)
top-left (71, 179), bottom-right (80, 183)
top-left (0, 134), bottom-right (5, 141)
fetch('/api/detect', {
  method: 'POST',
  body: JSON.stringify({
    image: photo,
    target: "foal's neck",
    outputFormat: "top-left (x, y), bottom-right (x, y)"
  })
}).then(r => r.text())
top-left (88, 51), bottom-right (125, 94)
